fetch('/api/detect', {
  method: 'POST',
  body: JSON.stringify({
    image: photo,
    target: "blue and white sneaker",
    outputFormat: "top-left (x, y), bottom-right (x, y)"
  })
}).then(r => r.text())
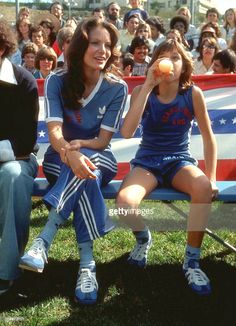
top-left (128, 233), bottom-right (152, 267)
top-left (19, 238), bottom-right (48, 273)
top-left (183, 260), bottom-right (211, 295)
top-left (75, 268), bottom-right (98, 305)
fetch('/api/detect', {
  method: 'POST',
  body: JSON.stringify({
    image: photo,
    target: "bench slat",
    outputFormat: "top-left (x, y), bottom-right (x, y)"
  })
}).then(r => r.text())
top-left (33, 178), bottom-right (236, 202)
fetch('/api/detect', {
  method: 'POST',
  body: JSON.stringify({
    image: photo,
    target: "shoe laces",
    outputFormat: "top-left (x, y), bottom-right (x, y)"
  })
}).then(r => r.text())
top-left (185, 268), bottom-right (210, 286)
top-left (130, 240), bottom-right (151, 260)
top-left (77, 269), bottom-right (98, 293)
top-left (29, 238), bottom-right (47, 261)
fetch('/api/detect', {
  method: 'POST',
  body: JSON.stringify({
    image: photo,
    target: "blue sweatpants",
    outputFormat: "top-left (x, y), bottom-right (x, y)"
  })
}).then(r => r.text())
top-left (43, 147), bottom-right (117, 243)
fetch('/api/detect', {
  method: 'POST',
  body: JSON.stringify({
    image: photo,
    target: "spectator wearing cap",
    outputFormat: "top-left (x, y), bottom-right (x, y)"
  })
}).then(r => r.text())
top-left (146, 16), bottom-right (165, 47)
top-left (212, 49), bottom-right (236, 74)
top-left (129, 36), bottom-right (150, 76)
top-left (193, 37), bottom-right (219, 75)
top-left (123, 0), bottom-right (148, 27)
top-left (106, 2), bottom-right (123, 30)
top-left (192, 24), bottom-right (226, 59)
top-left (119, 13), bottom-right (141, 54)
top-left (170, 15), bottom-right (193, 51)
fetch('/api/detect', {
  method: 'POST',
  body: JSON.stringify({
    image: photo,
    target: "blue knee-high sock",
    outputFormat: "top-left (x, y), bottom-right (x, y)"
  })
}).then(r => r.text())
top-left (133, 226), bottom-right (151, 244)
top-left (79, 241), bottom-right (95, 270)
top-left (38, 208), bottom-right (65, 249)
top-left (183, 244), bottom-right (200, 270)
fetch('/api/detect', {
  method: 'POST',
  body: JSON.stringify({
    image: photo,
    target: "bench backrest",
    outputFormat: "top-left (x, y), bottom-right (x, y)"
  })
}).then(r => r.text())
top-left (36, 74), bottom-right (236, 181)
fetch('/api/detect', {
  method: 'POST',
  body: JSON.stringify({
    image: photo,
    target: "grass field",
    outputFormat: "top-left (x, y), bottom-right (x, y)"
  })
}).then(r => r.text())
top-left (0, 200), bottom-right (236, 326)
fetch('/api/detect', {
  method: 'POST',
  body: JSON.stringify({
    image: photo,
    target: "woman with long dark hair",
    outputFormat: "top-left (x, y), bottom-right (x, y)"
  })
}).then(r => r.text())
top-left (19, 18), bottom-right (128, 305)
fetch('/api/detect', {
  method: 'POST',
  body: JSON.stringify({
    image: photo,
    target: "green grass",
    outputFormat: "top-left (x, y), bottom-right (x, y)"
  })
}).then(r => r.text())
top-left (0, 200), bottom-right (236, 326)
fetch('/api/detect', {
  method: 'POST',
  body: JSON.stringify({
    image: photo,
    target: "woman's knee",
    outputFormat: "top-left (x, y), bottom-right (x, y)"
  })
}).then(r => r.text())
top-left (0, 162), bottom-right (21, 182)
top-left (190, 176), bottom-right (212, 201)
top-left (116, 188), bottom-right (142, 210)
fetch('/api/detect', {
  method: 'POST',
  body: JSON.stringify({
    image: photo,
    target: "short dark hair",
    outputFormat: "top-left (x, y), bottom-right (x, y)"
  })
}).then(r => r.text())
top-left (0, 19), bottom-right (17, 58)
top-left (92, 8), bottom-right (105, 15)
top-left (170, 15), bottom-right (189, 33)
top-left (206, 8), bottom-right (220, 19)
top-left (49, 1), bottom-right (62, 13)
top-left (107, 2), bottom-right (120, 12)
top-left (122, 55), bottom-right (134, 70)
top-left (129, 36), bottom-right (150, 54)
top-left (21, 42), bottom-right (38, 58)
top-left (146, 16), bottom-right (165, 34)
top-left (213, 49), bottom-right (236, 72)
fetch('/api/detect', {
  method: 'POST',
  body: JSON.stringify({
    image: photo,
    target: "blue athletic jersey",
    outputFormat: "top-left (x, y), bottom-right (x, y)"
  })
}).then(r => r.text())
top-left (139, 86), bottom-right (194, 156)
top-left (44, 71), bottom-right (128, 143)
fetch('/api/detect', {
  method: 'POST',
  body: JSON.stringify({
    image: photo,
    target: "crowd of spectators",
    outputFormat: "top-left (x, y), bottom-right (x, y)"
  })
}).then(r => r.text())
top-left (2, 1), bottom-right (236, 77)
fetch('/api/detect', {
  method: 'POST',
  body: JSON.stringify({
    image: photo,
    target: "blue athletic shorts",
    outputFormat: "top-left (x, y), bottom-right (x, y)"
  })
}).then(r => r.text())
top-left (131, 153), bottom-right (197, 186)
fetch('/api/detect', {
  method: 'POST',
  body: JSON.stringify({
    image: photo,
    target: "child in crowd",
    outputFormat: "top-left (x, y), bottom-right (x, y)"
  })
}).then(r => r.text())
top-left (21, 42), bottom-right (38, 74)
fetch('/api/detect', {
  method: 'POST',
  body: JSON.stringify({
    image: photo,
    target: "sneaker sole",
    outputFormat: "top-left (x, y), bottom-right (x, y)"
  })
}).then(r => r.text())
top-left (74, 296), bottom-right (97, 305)
top-left (19, 263), bottom-right (44, 273)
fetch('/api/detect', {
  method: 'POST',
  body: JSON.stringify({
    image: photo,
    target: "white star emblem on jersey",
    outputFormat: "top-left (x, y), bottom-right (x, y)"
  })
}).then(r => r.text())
top-left (38, 130), bottom-right (46, 137)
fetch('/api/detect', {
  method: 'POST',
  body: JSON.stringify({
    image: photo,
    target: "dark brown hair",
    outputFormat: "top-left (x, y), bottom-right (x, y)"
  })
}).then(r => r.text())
top-left (62, 18), bottom-right (118, 110)
top-left (0, 19), bottom-right (17, 58)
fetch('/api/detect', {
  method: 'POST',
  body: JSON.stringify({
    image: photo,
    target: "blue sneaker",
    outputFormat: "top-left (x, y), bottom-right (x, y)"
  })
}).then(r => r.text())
top-left (75, 268), bottom-right (98, 305)
top-left (128, 233), bottom-right (152, 267)
top-left (19, 238), bottom-right (48, 273)
top-left (183, 260), bottom-right (211, 295)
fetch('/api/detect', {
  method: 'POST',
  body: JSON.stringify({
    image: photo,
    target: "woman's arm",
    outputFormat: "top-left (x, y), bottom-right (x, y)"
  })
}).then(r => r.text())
top-left (69, 129), bottom-right (114, 151)
top-left (121, 60), bottom-right (170, 138)
top-left (47, 121), bottom-right (70, 162)
top-left (192, 86), bottom-right (217, 182)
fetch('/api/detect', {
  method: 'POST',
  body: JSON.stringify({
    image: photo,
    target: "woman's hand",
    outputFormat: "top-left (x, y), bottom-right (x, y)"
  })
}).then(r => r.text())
top-left (210, 180), bottom-right (219, 200)
top-left (65, 150), bottom-right (97, 179)
top-left (59, 140), bottom-right (82, 165)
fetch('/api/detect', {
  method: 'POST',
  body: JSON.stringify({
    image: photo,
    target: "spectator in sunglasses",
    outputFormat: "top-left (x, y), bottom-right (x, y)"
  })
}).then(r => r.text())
top-left (33, 46), bottom-right (57, 78)
top-left (193, 37), bottom-right (219, 74)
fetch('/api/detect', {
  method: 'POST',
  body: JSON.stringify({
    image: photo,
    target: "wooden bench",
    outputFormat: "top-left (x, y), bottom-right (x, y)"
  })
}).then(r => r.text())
top-left (33, 178), bottom-right (236, 253)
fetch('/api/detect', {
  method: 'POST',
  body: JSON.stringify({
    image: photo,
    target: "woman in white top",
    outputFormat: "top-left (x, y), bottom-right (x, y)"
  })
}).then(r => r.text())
top-left (222, 8), bottom-right (236, 45)
top-left (193, 37), bottom-right (219, 75)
